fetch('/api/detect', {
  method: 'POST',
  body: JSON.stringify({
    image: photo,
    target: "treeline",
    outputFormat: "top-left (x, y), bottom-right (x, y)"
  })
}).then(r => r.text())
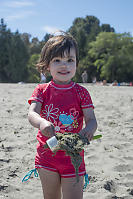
top-left (0, 16), bottom-right (133, 83)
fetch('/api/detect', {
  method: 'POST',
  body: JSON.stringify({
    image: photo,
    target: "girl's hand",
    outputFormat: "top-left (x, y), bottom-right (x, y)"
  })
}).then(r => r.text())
top-left (39, 119), bottom-right (55, 138)
top-left (79, 129), bottom-right (94, 142)
top-left (79, 108), bottom-right (97, 142)
top-left (85, 131), bottom-right (94, 141)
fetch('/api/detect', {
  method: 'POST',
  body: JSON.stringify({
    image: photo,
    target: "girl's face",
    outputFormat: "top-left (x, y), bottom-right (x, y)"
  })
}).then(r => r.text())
top-left (48, 48), bottom-right (76, 84)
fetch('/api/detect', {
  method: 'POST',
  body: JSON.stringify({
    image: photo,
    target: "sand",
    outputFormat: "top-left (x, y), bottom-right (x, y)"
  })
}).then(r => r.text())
top-left (0, 83), bottom-right (133, 199)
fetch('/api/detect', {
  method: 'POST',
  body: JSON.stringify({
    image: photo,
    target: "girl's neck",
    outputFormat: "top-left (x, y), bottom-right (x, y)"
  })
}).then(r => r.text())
top-left (52, 79), bottom-right (71, 85)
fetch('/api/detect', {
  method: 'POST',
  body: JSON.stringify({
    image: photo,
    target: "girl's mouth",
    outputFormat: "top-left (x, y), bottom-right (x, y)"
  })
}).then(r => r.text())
top-left (58, 71), bottom-right (70, 75)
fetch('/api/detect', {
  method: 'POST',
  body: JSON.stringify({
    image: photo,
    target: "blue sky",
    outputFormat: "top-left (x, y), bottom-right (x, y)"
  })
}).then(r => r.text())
top-left (0, 0), bottom-right (133, 40)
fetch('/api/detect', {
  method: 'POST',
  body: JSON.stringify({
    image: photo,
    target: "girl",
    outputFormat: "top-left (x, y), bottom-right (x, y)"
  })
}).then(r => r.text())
top-left (28, 31), bottom-right (97, 199)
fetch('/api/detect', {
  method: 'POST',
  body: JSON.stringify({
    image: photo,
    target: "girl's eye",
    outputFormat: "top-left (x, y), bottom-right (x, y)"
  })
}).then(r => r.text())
top-left (54, 59), bottom-right (60, 63)
top-left (68, 59), bottom-right (74, 62)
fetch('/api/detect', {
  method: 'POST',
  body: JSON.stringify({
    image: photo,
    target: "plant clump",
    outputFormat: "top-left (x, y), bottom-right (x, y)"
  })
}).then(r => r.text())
top-left (44, 132), bottom-right (90, 182)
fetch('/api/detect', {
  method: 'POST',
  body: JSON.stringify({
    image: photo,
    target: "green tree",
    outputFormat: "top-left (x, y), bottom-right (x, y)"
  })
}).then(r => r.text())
top-left (68, 16), bottom-right (115, 82)
top-left (21, 32), bottom-right (31, 46)
top-left (30, 37), bottom-right (41, 55)
top-left (0, 19), bottom-right (29, 82)
top-left (27, 54), bottom-right (40, 83)
top-left (88, 32), bottom-right (133, 82)
top-left (68, 16), bottom-right (101, 58)
top-left (101, 24), bottom-right (115, 32)
top-left (0, 19), bottom-right (12, 82)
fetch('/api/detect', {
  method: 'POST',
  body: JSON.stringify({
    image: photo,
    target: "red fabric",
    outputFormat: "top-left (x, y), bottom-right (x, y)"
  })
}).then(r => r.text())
top-left (28, 80), bottom-right (94, 176)
top-left (35, 143), bottom-right (86, 178)
top-left (28, 80), bottom-right (94, 144)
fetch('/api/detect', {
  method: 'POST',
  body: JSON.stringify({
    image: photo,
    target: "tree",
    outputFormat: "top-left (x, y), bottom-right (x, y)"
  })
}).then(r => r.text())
top-left (20, 33), bottom-right (31, 46)
top-left (30, 37), bottom-right (41, 54)
top-left (88, 32), bottom-right (133, 82)
top-left (101, 24), bottom-right (115, 32)
top-left (0, 19), bottom-right (29, 82)
top-left (68, 16), bottom-right (116, 82)
top-left (0, 19), bottom-right (13, 82)
top-left (68, 16), bottom-right (101, 58)
top-left (27, 54), bottom-right (40, 83)
top-left (10, 31), bottom-right (29, 82)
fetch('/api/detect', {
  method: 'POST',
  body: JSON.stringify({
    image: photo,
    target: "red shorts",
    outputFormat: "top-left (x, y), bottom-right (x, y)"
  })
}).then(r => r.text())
top-left (35, 143), bottom-right (86, 178)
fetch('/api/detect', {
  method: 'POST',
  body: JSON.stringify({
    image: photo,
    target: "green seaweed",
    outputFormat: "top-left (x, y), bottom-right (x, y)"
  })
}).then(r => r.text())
top-left (93, 135), bottom-right (102, 140)
top-left (44, 133), bottom-right (89, 183)
top-left (44, 133), bottom-right (102, 182)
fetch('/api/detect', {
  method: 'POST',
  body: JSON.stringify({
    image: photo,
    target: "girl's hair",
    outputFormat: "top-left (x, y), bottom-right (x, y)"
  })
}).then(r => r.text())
top-left (36, 31), bottom-right (79, 74)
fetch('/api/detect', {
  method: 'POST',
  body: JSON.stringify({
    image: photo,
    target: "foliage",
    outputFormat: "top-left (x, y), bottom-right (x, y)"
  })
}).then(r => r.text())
top-left (0, 19), bottom-right (29, 82)
top-left (68, 16), bottom-right (114, 59)
top-left (68, 15), bottom-right (117, 82)
top-left (44, 132), bottom-right (89, 183)
top-left (87, 32), bottom-right (133, 82)
top-left (0, 16), bottom-right (133, 83)
top-left (27, 54), bottom-right (40, 83)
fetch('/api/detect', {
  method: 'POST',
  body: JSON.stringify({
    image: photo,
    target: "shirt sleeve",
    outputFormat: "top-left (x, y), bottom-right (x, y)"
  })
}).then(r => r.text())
top-left (28, 84), bottom-right (44, 105)
top-left (77, 85), bottom-right (94, 109)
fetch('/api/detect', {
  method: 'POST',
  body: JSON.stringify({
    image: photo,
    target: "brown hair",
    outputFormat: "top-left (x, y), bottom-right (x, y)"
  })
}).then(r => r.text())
top-left (36, 31), bottom-right (79, 74)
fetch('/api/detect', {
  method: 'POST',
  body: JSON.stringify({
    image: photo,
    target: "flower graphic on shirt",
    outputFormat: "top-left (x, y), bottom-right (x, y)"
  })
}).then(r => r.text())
top-left (72, 119), bottom-right (78, 128)
top-left (42, 104), bottom-right (59, 123)
top-left (54, 121), bottom-right (66, 133)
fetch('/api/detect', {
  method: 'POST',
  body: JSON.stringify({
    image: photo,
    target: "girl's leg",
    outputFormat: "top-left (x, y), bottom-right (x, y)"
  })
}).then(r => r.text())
top-left (61, 176), bottom-right (84, 199)
top-left (38, 168), bottom-right (61, 199)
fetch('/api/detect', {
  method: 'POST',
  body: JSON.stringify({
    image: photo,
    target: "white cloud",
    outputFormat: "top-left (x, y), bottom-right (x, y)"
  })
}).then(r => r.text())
top-left (4, 1), bottom-right (35, 8)
top-left (42, 26), bottom-right (60, 34)
top-left (5, 11), bottom-right (36, 21)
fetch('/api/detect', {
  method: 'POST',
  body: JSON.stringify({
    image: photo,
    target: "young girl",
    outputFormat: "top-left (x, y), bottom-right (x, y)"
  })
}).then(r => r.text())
top-left (28, 31), bottom-right (97, 199)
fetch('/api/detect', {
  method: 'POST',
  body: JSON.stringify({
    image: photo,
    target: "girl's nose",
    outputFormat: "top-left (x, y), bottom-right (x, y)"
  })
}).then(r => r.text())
top-left (61, 61), bottom-right (67, 66)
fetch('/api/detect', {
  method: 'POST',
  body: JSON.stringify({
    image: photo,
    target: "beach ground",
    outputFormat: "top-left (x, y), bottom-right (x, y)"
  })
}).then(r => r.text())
top-left (0, 83), bottom-right (133, 199)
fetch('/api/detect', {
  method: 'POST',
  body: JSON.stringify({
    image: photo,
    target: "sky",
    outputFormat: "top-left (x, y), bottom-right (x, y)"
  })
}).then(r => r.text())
top-left (0, 0), bottom-right (133, 41)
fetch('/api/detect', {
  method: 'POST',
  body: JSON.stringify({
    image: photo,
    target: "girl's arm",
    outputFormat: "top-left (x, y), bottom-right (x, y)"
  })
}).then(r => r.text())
top-left (79, 108), bottom-right (97, 141)
top-left (28, 101), bottom-right (55, 137)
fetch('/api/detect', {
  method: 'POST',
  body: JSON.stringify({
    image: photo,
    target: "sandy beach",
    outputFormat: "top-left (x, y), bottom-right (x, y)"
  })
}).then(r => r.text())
top-left (0, 83), bottom-right (133, 199)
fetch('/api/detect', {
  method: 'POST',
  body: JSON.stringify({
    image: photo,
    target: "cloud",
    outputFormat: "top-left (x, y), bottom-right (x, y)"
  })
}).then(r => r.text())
top-left (5, 11), bottom-right (36, 21)
top-left (42, 26), bottom-right (60, 34)
top-left (4, 1), bottom-right (35, 8)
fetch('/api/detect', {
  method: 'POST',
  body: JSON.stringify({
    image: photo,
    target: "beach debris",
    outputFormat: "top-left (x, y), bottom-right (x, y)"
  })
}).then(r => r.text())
top-left (0, 185), bottom-right (8, 191)
top-left (111, 196), bottom-right (124, 199)
top-left (128, 188), bottom-right (133, 196)
top-left (46, 136), bottom-right (58, 151)
top-left (44, 132), bottom-right (90, 183)
top-left (104, 180), bottom-right (116, 193)
top-left (0, 158), bottom-right (10, 163)
top-left (44, 133), bottom-right (102, 183)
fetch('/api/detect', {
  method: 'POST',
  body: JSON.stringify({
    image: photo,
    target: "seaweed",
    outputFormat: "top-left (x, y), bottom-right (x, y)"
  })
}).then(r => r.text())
top-left (44, 133), bottom-right (90, 183)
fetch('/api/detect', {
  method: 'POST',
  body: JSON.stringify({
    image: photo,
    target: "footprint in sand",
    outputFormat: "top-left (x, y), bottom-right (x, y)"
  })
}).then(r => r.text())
top-left (0, 185), bottom-right (8, 191)
top-left (8, 170), bottom-right (18, 177)
top-left (128, 189), bottom-right (133, 196)
top-left (104, 180), bottom-right (116, 193)
top-left (111, 196), bottom-right (125, 199)
top-left (114, 164), bottom-right (132, 172)
top-left (0, 159), bottom-right (10, 163)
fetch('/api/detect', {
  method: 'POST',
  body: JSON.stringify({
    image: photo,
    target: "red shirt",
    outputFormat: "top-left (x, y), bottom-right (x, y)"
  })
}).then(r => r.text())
top-left (28, 80), bottom-right (94, 146)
